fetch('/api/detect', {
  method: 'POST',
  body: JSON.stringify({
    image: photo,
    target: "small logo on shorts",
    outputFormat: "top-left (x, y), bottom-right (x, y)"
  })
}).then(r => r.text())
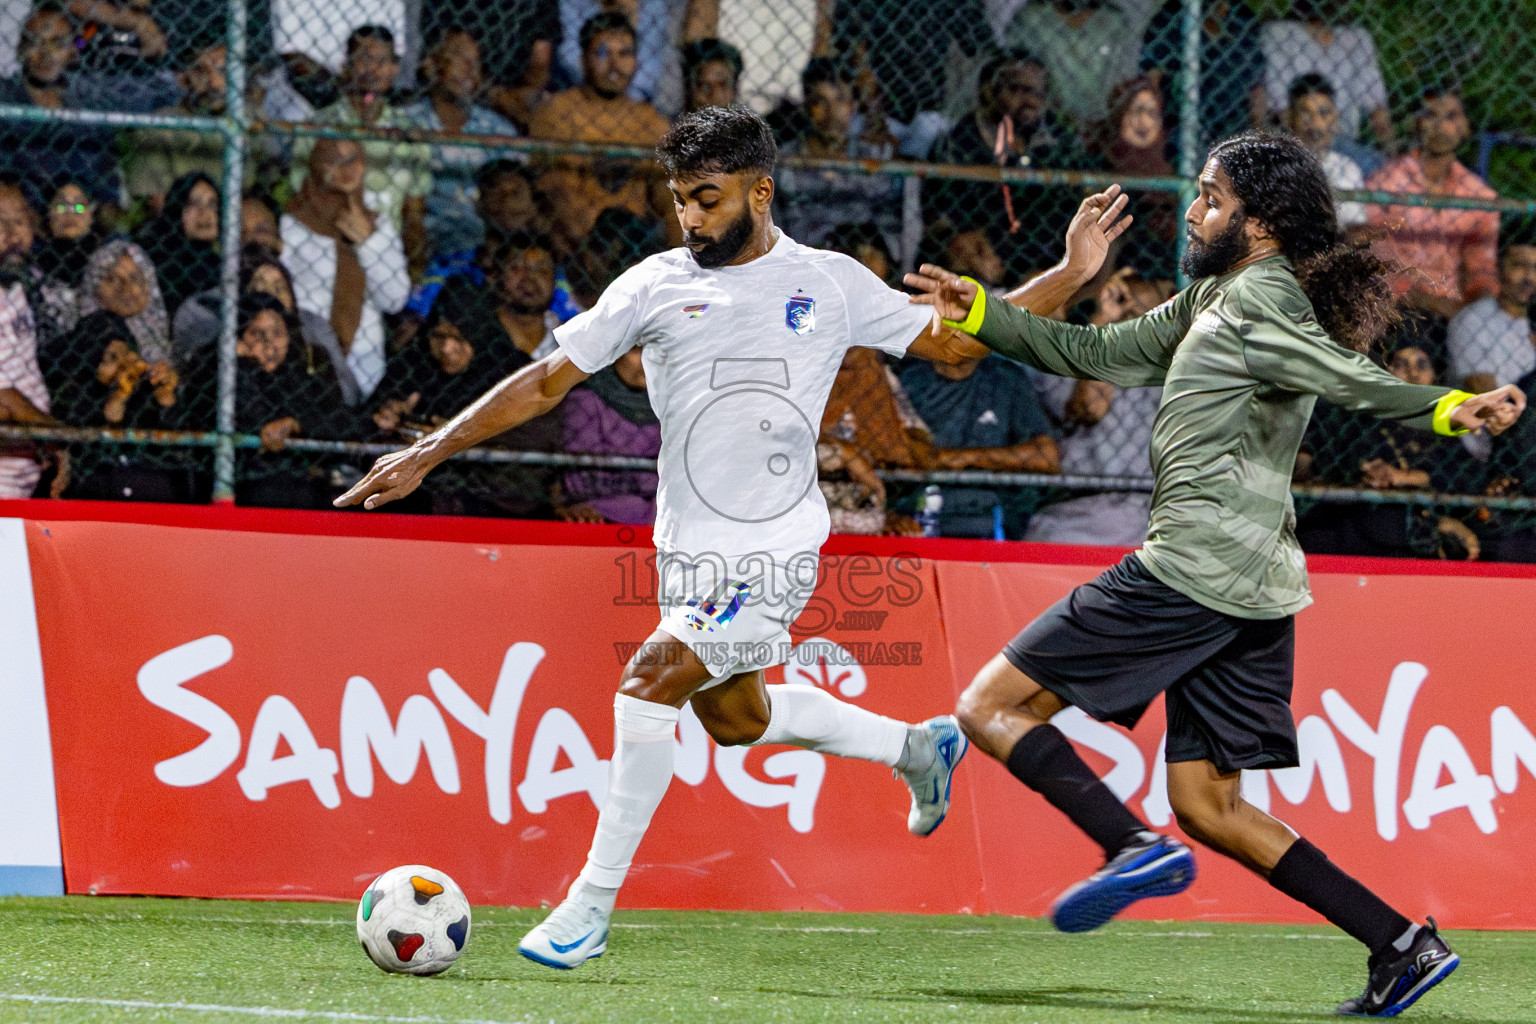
top-left (680, 579), bottom-right (753, 632)
top-left (786, 295), bottom-right (815, 335)
top-left (683, 303), bottom-right (709, 318)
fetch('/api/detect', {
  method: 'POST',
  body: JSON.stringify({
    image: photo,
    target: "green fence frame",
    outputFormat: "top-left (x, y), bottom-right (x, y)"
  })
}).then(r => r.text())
top-left (0, 0), bottom-right (1528, 518)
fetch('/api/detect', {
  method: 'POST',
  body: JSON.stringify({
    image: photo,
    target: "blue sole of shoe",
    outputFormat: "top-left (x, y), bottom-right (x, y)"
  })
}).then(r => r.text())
top-left (914, 727), bottom-right (969, 838)
top-left (1051, 849), bottom-right (1196, 933)
top-left (1376, 953), bottom-right (1459, 1018)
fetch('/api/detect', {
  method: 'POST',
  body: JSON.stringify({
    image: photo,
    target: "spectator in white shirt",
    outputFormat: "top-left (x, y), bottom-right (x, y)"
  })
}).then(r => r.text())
top-left (272, 0), bottom-right (407, 75)
top-left (281, 138), bottom-right (409, 399)
top-left (1284, 73), bottom-right (1365, 229)
top-left (1260, 0), bottom-right (1394, 173)
top-left (1447, 233), bottom-right (1536, 394)
top-left (0, 183), bottom-right (57, 497)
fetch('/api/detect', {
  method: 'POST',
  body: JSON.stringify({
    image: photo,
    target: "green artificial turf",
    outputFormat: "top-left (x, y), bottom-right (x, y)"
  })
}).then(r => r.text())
top-left (0, 897), bottom-right (1531, 1023)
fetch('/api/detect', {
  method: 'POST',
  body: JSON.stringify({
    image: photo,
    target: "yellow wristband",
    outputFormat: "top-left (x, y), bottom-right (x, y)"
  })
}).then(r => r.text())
top-left (1431, 390), bottom-right (1476, 436)
top-left (941, 278), bottom-right (987, 335)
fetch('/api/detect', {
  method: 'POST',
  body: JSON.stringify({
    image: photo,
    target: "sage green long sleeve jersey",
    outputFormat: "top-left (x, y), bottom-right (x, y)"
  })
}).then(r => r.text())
top-left (955, 255), bottom-right (1469, 618)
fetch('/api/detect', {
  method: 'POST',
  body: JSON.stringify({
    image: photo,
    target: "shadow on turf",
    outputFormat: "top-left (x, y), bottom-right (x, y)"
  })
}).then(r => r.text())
top-left (755, 984), bottom-right (1502, 1024)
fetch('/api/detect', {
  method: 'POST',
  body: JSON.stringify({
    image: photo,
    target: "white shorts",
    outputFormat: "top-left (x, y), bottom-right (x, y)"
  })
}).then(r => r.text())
top-left (655, 553), bottom-right (819, 689)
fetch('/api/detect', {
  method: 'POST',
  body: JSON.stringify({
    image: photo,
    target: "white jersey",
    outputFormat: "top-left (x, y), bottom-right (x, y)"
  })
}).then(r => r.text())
top-left (554, 230), bottom-right (931, 563)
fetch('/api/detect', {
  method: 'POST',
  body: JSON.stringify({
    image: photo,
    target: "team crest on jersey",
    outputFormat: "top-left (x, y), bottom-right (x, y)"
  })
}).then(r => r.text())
top-left (785, 295), bottom-right (815, 335)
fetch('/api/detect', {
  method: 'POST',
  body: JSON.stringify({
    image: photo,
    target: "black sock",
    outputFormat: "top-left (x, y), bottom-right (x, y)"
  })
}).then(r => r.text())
top-left (1268, 838), bottom-right (1413, 957)
top-left (1006, 725), bottom-right (1146, 858)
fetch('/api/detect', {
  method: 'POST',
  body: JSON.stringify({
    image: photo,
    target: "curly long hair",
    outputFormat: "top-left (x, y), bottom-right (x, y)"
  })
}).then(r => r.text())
top-left (1208, 131), bottom-right (1399, 353)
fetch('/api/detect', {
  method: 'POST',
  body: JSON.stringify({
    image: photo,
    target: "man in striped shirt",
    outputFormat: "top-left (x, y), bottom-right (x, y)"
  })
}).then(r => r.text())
top-left (0, 183), bottom-right (58, 498)
top-left (909, 132), bottom-right (1524, 1017)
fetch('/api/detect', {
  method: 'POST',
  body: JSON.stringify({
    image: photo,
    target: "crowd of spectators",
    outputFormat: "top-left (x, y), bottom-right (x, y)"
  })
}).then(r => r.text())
top-left (0, 0), bottom-right (1529, 562)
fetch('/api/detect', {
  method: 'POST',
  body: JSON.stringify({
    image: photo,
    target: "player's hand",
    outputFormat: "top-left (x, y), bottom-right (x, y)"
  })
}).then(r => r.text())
top-left (904, 265), bottom-right (979, 325)
top-left (1450, 383), bottom-right (1526, 436)
top-left (335, 443), bottom-right (439, 510)
top-left (1062, 185), bottom-right (1133, 284)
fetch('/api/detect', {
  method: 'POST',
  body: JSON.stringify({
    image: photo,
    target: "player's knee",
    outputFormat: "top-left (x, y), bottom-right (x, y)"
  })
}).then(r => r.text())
top-left (697, 712), bottom-right (768, 747)
top-left (1169, 793), bottom-right (1238, 850)
top-left (956, 658), bottom-right (1010, 734)
top-left (618, 663), bottom-right (692, 706)
top-left (1171, 805), bottom-right (1215, 847)
top-left (692, 695), bottom-right (769, 747)
top-left (953, 687), bottom-right (992, 743)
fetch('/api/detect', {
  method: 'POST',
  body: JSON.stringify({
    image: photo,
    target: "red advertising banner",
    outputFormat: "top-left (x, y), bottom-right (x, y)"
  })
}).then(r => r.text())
top-left (28, 518), bottom-right (982, 914)
top-left (17, 503), bottom-right (1536, 928)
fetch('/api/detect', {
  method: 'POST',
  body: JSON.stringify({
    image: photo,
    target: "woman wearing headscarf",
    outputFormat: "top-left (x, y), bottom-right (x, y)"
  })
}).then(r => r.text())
top-left (134, 171), bottom-right (222, 318)
top-left (366, 282), bottom-right (549, 517)
top-left (1094, 76), bottom-right (1178, 280)
top-left (281, 138), bottom-right (409, 401)
top-left (44, 239), bottom-right (176, 428)
top-left (46, 239), bottom-right (202, 501)
top-left (370, 312), bottom-right (510, 437)
top-left (177, 293), bottom-right (360, 508)
top-left (172, 243), bottom-right (362, 404)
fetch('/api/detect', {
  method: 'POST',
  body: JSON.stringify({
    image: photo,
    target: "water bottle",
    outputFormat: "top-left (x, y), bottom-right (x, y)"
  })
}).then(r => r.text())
top-left (918, 485), bottom-right (943, 538)
top-left (992, 503), bottom-right (1006, 541)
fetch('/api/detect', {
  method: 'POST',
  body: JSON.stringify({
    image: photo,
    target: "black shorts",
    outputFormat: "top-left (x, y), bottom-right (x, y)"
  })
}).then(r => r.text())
top-left (1001, 553), bottom-right (1299, 774)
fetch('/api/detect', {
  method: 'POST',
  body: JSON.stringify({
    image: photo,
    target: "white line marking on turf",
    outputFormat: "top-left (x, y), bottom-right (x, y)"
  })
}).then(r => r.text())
top-left (0, 993), bottom-right (531, 1024)
top-left (27, 913), bottom-right (1353, 941)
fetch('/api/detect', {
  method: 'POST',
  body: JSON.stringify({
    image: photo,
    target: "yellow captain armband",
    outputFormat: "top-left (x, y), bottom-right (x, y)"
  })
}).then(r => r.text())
top-left (1432, 390), bottom-right (1477, 436)
top-left (941, 277), bottom-right (987, 335)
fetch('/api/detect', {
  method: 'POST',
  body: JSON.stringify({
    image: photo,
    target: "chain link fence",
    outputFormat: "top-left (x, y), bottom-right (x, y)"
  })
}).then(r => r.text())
top-left (0, 0), bottom-right (1532, 560)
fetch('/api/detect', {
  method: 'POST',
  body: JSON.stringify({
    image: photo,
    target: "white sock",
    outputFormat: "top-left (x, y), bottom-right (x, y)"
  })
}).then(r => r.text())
top-left (576, 694), bottom-right (678, 891)
top-left (750, 684), bottom-right (908, 767)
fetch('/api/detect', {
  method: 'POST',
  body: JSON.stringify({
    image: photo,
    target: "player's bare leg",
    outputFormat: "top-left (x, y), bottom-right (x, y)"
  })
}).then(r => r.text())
top-left (1164, 759), bottom-right (1294, 874)
top-left (955, 652), bottom-right (1066, 760)
top-left (518, 631), bottom-right (716, 970)
top-left (1166, 761), bottom-right (1459, 1016)
top-left (693, 669), bottom-right (969, 836)
top-left (955, 653), bottom-right (1194, 932)
top-left (520, 632), bottom-right (966, 969)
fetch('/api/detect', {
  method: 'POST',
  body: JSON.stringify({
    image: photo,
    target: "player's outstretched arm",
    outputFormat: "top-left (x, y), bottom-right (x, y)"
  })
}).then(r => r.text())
top-left (903, 186), bottom-right (1183, 386)
top-left (335, 352), bottom-right (591, 511)
top-left (905, 314), bottom-right (991, 364)
top-left (1242, 307), bottom-right (1527, 437)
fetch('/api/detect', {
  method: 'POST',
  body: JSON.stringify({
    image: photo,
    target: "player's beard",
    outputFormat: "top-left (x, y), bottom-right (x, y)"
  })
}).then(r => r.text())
top-left (685, 205), bottom-right (755, 269)
top-left (1180, 212), bottom-right (1250, 280)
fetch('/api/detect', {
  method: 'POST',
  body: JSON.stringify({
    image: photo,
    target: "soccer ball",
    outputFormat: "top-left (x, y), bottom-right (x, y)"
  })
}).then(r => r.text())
top-left (356, 865), bottom-right (472, 975)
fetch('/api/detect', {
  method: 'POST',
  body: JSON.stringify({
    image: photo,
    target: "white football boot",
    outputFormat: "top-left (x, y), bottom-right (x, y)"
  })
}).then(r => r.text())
top-left (517, 880), bottom-right (613, 969)
top-left (897, 715), bottom-right (969, 836)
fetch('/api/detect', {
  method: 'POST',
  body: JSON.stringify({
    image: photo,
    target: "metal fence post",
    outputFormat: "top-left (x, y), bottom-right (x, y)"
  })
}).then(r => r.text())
top-left (1175, 0), bottom-right (1203, 289)
top-left (213, 0), bottom-right (249, 504)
